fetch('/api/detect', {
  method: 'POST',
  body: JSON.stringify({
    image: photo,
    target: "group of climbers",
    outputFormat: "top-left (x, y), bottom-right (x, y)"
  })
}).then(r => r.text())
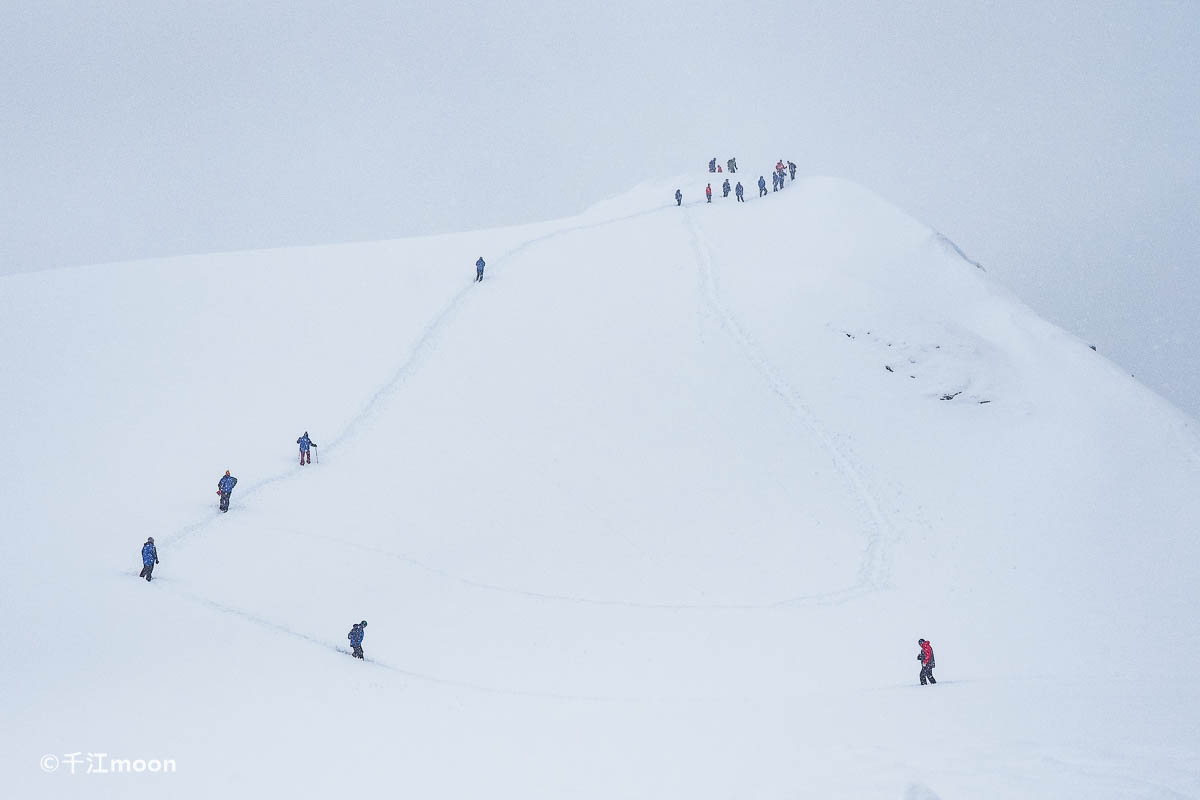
top-left (770, 159), bottom-right (797, 192)
top-left (708, 157), bottom-right (739, 174)
top-left (680, 154), bottom-right (795, 206)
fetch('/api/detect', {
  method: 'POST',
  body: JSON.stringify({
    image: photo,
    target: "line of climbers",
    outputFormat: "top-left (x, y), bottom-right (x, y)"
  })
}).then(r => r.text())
top-left (135, 247), bottom-right (496, 646)
top-left (135, 432), bottom-right (364, 656)
top-left (138, 433), bottom-right (374, 657)
top-left (130, 197), bottom-right (941, 680)
top-left (680, 155), bottom-right (797, 206)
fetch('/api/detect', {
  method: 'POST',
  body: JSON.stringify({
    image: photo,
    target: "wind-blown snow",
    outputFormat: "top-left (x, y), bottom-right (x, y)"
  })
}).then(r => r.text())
top-left (2, 175), bottom-right (1198, 798)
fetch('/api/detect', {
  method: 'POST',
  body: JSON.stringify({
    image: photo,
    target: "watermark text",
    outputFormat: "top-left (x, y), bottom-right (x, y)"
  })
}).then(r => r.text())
top-left (41, 753), bottom-right (176, 775)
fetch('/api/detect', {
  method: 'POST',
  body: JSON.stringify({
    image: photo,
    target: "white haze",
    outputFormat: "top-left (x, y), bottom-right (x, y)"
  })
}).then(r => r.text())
top-left (1, 0), bottom-right (1198, 416)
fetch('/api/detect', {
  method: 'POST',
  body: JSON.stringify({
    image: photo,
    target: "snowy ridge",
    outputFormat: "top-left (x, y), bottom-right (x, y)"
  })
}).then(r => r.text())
top-left (2, 175), bottom-right (1198, 799)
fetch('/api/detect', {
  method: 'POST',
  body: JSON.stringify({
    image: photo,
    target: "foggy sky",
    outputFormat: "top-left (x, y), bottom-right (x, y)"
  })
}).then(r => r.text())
top-left (2, 1), bottom-right (1197, 417)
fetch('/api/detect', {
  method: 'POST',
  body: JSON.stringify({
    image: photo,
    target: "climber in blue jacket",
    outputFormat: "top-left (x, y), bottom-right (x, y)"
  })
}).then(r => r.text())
top-left (217, 470), bottom-right (238, 513)
top-left (348, 620), bottom-right (367, 659)
top-left (296, 431), bottom-right (317, 465)
top-left (139, 537), bottom-right (159, 582)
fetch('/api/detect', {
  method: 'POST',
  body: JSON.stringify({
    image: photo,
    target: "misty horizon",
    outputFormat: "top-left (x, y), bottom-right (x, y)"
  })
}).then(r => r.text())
top-left (2, 0), bottom-right (1197, 417)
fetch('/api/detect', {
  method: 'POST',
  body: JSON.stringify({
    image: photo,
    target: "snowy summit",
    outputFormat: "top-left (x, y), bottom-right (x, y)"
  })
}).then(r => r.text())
top-left (2, 170), bottom-right (1198, 798)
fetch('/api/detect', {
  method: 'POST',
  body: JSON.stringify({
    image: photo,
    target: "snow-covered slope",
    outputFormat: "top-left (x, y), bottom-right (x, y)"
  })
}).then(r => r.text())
top-left (2, 175), bottom-right (1198, 799)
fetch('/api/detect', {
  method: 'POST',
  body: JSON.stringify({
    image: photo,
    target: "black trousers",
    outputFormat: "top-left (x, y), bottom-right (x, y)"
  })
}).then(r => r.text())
top-left (351, 645), bottom-right (364, 659)
top-left (920, 663), bottom-right (936, 684)
top-left (140, 563), bottom-right (155, 581)
top-left (219, 490), bottom-right (232, 511)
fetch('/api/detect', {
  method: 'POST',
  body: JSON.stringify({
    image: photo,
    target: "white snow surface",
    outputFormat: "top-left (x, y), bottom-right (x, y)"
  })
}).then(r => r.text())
top-left (2, 175), bottom-right (1199, 798)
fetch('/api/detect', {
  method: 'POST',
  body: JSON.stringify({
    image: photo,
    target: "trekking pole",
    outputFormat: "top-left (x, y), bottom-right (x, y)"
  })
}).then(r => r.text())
top-left (314, 444), bottom-right (318, 464)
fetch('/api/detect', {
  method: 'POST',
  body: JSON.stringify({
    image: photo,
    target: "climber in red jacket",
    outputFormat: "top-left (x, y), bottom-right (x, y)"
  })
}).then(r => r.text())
top-left (918, 638), bottom-right (936, 685)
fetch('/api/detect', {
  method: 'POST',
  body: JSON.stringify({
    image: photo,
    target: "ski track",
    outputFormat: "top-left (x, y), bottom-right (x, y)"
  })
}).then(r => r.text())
top-left (121, 565), bottom-right (968, 703)
top-left (145, 199), bottom-right (906, 699)
top-left (169, 200), bottom-right (899, 614)
top-left (164, 581), bottom-right (643, 704)
top-left (144, 202), bottom-right (783, 691)
top-left (123, 571), bottom-right (636, 703)
top-left (684, 208), bottom-right (899, 606)
top-left (165, 202), bottom-right (670, 551)
top-left (118, 567), bottom-right (916, 704)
